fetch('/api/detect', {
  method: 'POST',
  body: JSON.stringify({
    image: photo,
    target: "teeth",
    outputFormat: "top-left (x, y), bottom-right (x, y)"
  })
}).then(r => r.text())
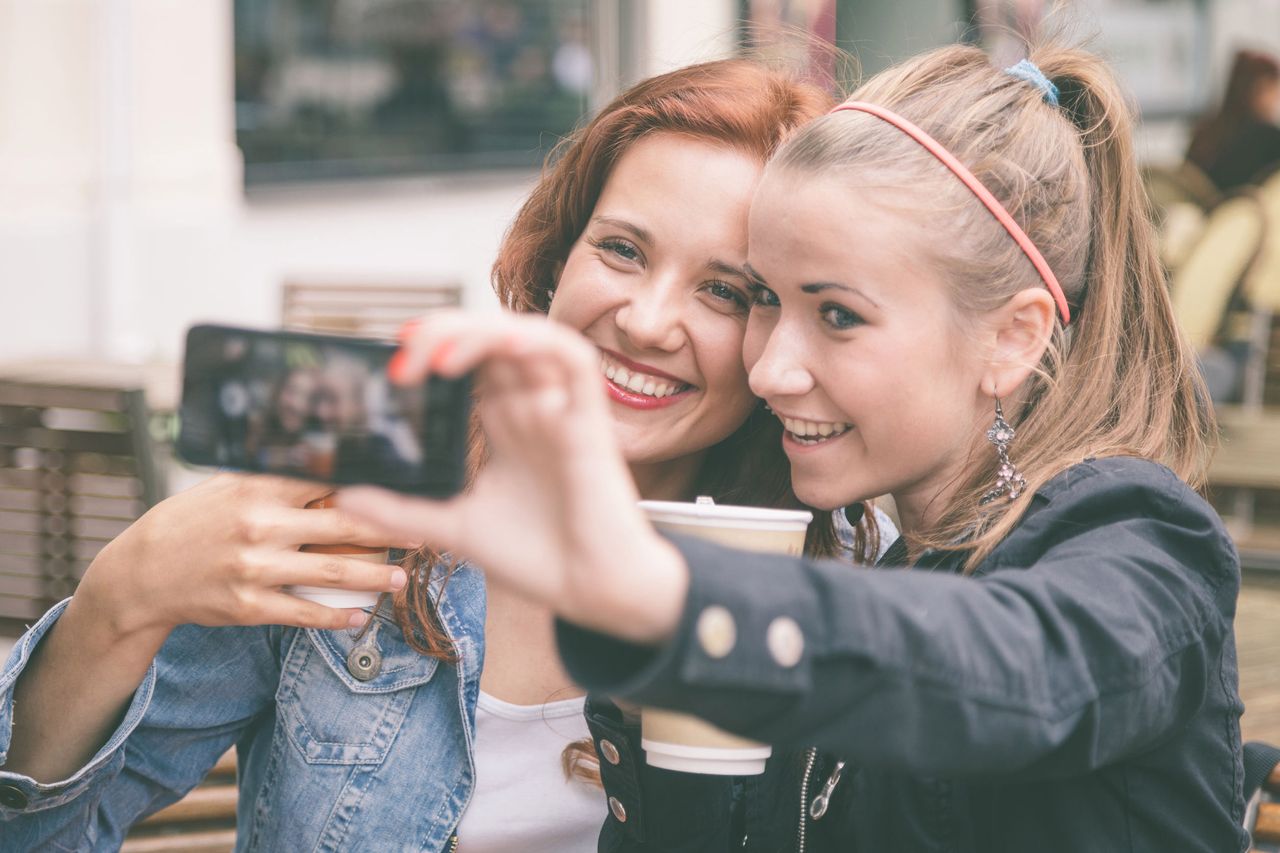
top-left (782, 416), bottom-right (851, 443)
top-left (598, 353), bottom-right (690, 399)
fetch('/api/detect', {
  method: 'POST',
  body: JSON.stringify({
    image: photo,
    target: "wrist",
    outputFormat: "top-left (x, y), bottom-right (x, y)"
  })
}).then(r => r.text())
top-left (576, 533), bottom-right (688, 645)
top-left (74, 540), bottom-right (175, 645)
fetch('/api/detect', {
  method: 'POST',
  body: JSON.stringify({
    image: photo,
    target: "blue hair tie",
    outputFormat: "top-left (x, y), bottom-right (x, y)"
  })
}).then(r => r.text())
top-left (1005, 58), bottom-right (1059, 106)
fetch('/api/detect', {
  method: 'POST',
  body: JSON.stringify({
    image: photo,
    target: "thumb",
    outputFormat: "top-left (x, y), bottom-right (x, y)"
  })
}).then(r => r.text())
top-left (335, 487), bottom-right (461, 553)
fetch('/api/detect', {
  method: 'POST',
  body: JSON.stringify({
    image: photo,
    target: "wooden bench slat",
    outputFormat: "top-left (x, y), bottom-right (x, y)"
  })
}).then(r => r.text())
top-left (120, 828), bottom-right (237, 853)
top-left (1256, 801), bottom-right (1280, 843)
top-left (138, 786), bottom-right (238, 826)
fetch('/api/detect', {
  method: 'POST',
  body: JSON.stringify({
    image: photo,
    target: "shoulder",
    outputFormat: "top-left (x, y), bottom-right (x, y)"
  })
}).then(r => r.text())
top-left (992, 456), bottom-right (1238, 588)
top-left (1034, 455), bottom-right (1200, 506)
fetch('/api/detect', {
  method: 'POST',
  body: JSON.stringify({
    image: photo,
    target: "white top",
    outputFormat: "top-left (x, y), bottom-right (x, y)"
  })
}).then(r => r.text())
top-left (453, 691), bottom-right (602, 852)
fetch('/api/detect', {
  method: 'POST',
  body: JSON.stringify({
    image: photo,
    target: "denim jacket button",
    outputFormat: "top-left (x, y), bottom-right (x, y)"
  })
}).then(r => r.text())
top-left (599, 738), bottom-right (621, 765)
top-left (0, 783), bottom-right (29, 809)
top-left (346, 645), bottom-right (383, 681)
top-left (608, 795), bottom-right (628, 823)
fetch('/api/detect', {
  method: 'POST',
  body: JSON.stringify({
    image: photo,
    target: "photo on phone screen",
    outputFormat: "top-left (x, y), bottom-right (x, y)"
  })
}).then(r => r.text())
top-left (177, 324), bottom-right (469, 496)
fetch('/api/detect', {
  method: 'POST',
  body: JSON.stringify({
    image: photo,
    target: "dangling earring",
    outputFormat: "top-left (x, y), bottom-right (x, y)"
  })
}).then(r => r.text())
top-left (979, 397), bottom-right (1026, 505)
top-left (545, 287), bottom-right (556, 309)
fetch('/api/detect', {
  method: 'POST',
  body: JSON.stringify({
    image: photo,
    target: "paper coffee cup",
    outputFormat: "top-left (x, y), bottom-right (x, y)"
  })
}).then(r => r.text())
top-left (637, 498), bottom-right (812, 775)
top-left (289, 495), bottom-right (388, 610)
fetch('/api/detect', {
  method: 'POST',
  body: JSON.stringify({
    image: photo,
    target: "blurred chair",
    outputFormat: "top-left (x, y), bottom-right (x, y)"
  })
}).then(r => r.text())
top-left (1145, 162), bottom-right (1224, 272)
top-left (1240, 171), bottom-right (1280, 406)
top-left (0, 376), bottom-right (164, 625)
top-left (1169, 192), bottom-right (1266, 353)
top-left (1144, 161), bottom-right (1223, 212)
top-left (1210, 180), bottom-right (1280, 559)
top-left (282, 280), bottom-right (463, 340)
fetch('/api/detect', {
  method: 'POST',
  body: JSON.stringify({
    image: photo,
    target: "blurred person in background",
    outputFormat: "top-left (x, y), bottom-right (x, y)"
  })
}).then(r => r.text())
top-left (1187, 48), bottom-right (1280, 194)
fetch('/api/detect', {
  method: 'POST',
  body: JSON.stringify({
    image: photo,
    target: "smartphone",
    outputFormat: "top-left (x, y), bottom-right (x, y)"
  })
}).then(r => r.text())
top-left (177, 323), bottom-right (470, 497)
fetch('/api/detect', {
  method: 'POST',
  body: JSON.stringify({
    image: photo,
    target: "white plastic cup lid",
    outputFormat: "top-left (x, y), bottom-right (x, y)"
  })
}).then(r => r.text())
top-left (288, 586), bottom-right (381, 610)
top-left (639, 498), bottom-right (812, 531)
top-left (641, 738), bottom-right (772, 775)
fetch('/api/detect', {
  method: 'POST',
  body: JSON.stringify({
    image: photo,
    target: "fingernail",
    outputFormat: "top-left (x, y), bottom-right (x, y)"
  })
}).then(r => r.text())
top-left (348, 611), bottom-right (367, 629)
top-left (388, 569), bottom-right (408, 591)
top-left (397, 318), bottom-right (422, 342)
top-left (428, 340), bottom-right (457, 373)
top-left (387, 350), bottom-right (409, 382)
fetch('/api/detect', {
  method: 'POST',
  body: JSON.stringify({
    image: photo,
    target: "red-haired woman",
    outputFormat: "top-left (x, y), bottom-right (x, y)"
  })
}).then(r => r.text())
top-left (1, 59), bottom-right (883, 852)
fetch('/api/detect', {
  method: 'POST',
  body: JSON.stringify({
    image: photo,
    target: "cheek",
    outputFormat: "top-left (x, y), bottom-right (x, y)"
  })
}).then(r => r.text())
top-left (741, 314), bottom-right (769, 373)
top-left (696, 323), bottom-right (753, 403)
top-left (549, 252), bottom-right (609, 330)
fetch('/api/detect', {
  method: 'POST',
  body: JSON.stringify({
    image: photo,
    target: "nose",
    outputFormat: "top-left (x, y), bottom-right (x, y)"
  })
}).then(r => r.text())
top-left (614, 276), bottom-right (685, 353)
top-left (747, 324), bottom-right (814, 400)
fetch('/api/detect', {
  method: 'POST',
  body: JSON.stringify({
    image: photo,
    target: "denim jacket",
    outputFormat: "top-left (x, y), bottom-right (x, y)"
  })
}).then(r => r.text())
top-left (0, 561), bottom-right (486, 853)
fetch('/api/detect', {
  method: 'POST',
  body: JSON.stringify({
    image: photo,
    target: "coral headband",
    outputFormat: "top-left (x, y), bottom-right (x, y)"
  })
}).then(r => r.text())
top-left (829, 101), bottom-right (1071, 325)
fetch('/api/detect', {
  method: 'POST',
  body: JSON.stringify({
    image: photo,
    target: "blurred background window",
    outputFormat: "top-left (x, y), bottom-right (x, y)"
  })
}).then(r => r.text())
top-left (234, 0), bottom-right (611, 184)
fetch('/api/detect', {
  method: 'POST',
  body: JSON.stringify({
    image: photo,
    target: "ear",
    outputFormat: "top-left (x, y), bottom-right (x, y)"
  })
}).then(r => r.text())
top-left (979, 288), bottom-right (1056, 399)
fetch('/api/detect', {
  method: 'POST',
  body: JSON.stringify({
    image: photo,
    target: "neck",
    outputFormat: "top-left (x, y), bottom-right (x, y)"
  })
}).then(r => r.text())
top-left (628, 452), bottom-right (705, 501)
top-left (481, 584), bottom-right (585, 704)
top-left (891, 460), bottom-right (971, 545)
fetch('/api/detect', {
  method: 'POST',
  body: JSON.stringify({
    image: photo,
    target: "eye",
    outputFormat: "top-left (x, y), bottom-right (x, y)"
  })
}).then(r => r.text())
top-left (704, 280), bottom-right (749, 311)
top-left (749, 284), bottom-right (780, 308)
top-left (820, 302), bottom-right (863, 330)
top-left (590, 237), bottom-right (642, 264)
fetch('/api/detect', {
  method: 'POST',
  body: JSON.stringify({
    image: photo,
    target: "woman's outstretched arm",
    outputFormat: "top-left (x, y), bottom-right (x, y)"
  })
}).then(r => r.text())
top-left (3, 475), bottom-right (408, 783)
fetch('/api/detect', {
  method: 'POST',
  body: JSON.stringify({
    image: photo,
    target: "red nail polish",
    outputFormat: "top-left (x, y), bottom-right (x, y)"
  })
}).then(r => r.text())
top-left (387, 350), bottom-right (409, 382)
top-left (397, 318), bottom-right (421, 342)
top-left (428, 340), bottom-right (458, 373)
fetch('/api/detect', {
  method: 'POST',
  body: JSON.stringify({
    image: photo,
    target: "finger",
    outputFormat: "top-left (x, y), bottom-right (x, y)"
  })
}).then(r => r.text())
top-left (252, 591), bottom-right (369, 631)
top-left (498, 324), bottom-right (608, 416)
top-left (335, 487), bottom-right (461, 553)
top-left (392, 312), bottom-right (524, 384)
top-left (263, 551), bottom-right (409, 593)
top-left (274, 506), bottom-right (422, 550)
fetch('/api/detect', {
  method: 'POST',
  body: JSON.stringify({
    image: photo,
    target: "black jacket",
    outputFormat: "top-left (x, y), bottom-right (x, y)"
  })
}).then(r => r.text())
top-left (567, 457), bottom-right (1248, 852)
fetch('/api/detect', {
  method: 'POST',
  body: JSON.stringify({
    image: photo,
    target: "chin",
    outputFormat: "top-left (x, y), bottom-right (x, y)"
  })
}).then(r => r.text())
top-left (793, 480), bottom-right (856, 513)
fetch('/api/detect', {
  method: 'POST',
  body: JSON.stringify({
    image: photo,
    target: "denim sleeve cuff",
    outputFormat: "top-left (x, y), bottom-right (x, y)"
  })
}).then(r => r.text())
top-left (0, 598), bottom-right (158, 814)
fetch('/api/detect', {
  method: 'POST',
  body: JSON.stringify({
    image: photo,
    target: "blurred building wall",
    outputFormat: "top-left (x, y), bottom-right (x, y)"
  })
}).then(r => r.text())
top-left (0, 0), bottom-right (737, 364)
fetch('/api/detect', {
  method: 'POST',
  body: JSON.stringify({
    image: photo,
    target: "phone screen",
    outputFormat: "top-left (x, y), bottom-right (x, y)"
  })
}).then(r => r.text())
top-left (177, 324), bottom-right (469, 496)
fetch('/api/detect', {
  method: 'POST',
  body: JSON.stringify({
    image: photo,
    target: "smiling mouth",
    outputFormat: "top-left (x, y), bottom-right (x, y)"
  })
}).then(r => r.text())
top-left (599, 352), bottom-right (693, 400)
top-left (779, 415), bottom-right (853, 446)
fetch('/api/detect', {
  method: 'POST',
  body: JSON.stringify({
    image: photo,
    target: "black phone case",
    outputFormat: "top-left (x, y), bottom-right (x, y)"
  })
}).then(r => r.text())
top-left (176, 323), bottom-right (470, 497)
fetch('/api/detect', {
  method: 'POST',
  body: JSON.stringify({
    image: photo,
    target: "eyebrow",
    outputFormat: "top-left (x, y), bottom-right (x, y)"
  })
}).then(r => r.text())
top-left (591, 216), bottom-right (654, 245)
top-left (707, 259), bottom-right (750, 281)
top-left (800, 283), bottom-right (880, 308)
top-left (744, 263), bottom-right (881, 308)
